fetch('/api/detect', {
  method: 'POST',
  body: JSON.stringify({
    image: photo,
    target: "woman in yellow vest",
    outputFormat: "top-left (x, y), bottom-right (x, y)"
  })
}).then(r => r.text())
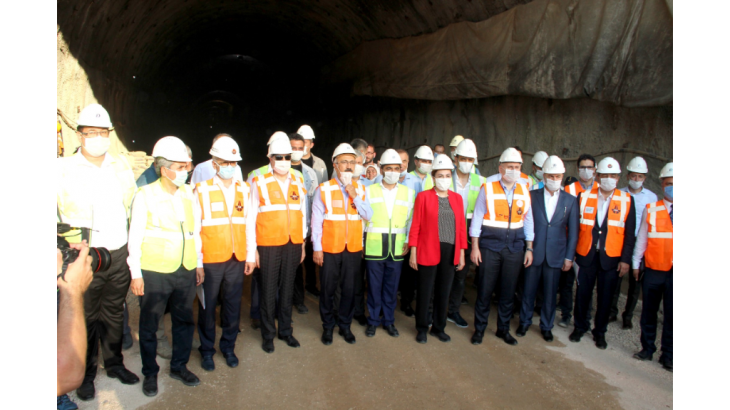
top-left (128, 136), bottom-right (203, 397)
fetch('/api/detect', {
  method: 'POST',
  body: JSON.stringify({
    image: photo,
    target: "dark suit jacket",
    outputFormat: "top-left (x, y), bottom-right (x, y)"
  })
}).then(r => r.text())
top-left (530, 188), bottom-right (579, 269)
top-left (574, 191), bottom-right (637, 271)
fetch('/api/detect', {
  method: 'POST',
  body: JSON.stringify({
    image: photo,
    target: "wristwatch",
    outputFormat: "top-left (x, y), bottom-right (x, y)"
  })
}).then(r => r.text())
top-left (525, 248), bottom-right (534, 252)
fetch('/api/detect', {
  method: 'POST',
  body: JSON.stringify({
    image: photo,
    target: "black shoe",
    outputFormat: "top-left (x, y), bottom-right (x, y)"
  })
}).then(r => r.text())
top-left (354, 314), bottom-right (368, 326)
top-left (306, 287), bottom-right (321, 298)
top-left (107, 367), bottom-right (140, 385)
top-left (541, 330), bottom-right (554, 342)
top-left (262, 339), bottom-right (275, 353)
top-left (383, 324), bottom-right (400, 338)
top-left (201, 355), bottom-right (215, 371)
top-left (365, 325), bottom-right (377, 337)
top-left (321, 329), bottom-right (333, 346)
top-left (416, 331), bottom-right (427, 344)
top-left (461, 296), bottom-right (468, 305)
top-left (76, 381), bottom-right (95, 401)
top-left (170, 367), bottom-right (200, 386)
top-left (251, 318), bottom-right (261, 330)
top-left (401, 305), bottom-right (415, 317)
top-left (622, 316), bottom-right (633, 329)
top-left (496, 329), bottom-right (518, 346)
top-left (447, 312), bottom-right (468, 328)
top-left (429, 330), bottom-right (451, 343)
top-left (471, 331), bottom-right (484, 345)
top-left (558, 317), bottom-right (570, 328)
top-left (339, 327), bottom-right (357, 344)
top-left (122, 332), bottom-right (133, 350)
top-left (295, 304), bottom-right (309, 314)
top-left (633, 350), bottom-right (653, 361)
top-left (593, 333), bottom-right (608, 350)
top-left (569, 329), bottom-right (585, 342)
top-left (659, 356), bottom-right (673, 372)
top-left (142, 375), bottom-right (158, 397)
top-left (223, 352), bottom-right (239, 367)
top-left (278, 334), bottom-right (301, 348)
top-left (516, 324), bottom-right (529, 337)
top-left (608, 314), bottom-right (618, 323)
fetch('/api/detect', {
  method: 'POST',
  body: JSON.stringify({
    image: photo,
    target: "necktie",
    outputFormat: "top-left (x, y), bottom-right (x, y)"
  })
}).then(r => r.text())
top-left (669, 207), bottom-right (673, 223)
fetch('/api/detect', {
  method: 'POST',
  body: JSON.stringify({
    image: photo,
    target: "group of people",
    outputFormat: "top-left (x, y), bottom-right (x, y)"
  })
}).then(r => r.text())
top-left (56, 103), bottom-right (673, 408)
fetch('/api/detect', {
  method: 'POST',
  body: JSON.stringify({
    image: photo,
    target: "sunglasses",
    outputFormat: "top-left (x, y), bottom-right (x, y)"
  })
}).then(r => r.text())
top-left (274, 155), bottom-right (291, 161)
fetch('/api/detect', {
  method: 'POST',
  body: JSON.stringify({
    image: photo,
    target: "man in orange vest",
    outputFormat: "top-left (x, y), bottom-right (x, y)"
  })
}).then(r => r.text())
top-left (245, 138), bottom-right (308, 354)
top-left (569, 157), bottom-right (636, 350)
top-left (631, 163), bottom-right (672, 371)
top-left (194, 136), bottom-right (250, 371)
top-left (312, 143), bottom-right (373, 345)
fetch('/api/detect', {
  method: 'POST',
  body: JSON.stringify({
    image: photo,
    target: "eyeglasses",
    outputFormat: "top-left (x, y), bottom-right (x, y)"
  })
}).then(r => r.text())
top-left (338, 160), bottom-right (357, 166)
top-left (274, 155), bottom-right (291, 161)
top-left (80, 130), bottom-right (110, 138)
top-left (215, 160), bottom-right (237, 167)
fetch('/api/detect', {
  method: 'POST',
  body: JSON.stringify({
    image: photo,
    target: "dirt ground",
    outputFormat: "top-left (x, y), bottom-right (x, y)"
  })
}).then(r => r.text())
top-left (67, 275), bottom-right (672, 410)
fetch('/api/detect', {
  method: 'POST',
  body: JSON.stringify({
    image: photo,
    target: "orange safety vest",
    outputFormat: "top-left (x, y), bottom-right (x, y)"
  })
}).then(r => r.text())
top-left (196, 178), bottom-right (250, 263)
top-left (565, 181), bottom-right (598, 197)
top-left (320, 179), bottom-right (365, 253)
top-left (253, 172), bottom-right (306, 246)
top-left (520, 172), bottom-right (532, 189)
top-left (644, 201), bottom-right (673, 271)
top-left (481, 181), bottom-right (531, 229)
top-left (576, 187), bottom-right (632, 258)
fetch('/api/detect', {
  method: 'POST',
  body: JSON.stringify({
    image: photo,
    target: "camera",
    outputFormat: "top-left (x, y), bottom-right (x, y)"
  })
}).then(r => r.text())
top-left (57, 223), bottom-right (112, 280)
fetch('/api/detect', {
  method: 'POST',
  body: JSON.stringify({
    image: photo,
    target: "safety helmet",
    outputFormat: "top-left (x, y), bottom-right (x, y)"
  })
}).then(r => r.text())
top-left (596, 157), bottom-right (621, 174)
top-left (532, 151), bottom-right (549, 167)
top-left (379, 149), bottom-right (401, 165)
top-left (269, 138), bottom-right (293, 156)
top-left (209, 136), bottom-right (242, 161)
top-left (626, 156), bottom-right (649, 173)
top-left (450, 135), bottom-right (465, 147)
top-left (331, 143), bottom-right (358, 162)
top-left (499, 147), bottom-right (523, 163)
top-left (541, 156), bottom-right (566, 174)
top-left (659, 162), bottom-right (673, 178)
top-left (77, 104), bottom-right (112, 129)
top-left (267, 131), bottom-right (289, 146)
top-left (414, 145), bottom-right (434, 161)
top-left (151, 136), bottom-right (191, 162)
top-left (297, 125), bottom-right (315, 140)
top-left (454, 139), bottom-right (478, 159)
top-left (432, 155), bottom-right (454, 171)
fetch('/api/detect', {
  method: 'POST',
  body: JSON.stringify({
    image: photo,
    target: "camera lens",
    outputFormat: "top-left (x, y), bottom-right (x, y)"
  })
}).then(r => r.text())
top-left (88, 247), bottom-right (112, 273)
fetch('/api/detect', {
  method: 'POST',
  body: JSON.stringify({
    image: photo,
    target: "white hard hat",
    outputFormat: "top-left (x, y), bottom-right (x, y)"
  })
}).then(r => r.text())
top-left (331, 143), bottom-right (358, 162)
top-left (541, 156), bottom-right (566, 174)
top-left (596, 157), bottom-right (621, 174)
top-left (432, 155), bottom-right (454, 171)
top-left (455, 139), bottom-right (478, 159)
top-left (414, 145), bottom-right (434, 161)
top-left (499, 147), bottom-right (523, 163)
top-left (209, 136), bottom-right (242, 161)
top-left (379, 149), bottom-right (401, 165)
top-left (77, 104), bottom-right (112, 129)
top-left (151, 136), bottom-right (191, 162)
top-left (659, 162), bottom-right (673, 178)
top-left (267, 131), bottom-right (289, 146)
top-left (297, 125), bottom-right (315, 140)
top-left (450, 135), bottom-right (465, 147)
top-left (269, 138), bottom-right (292, 156)
top-left (532, 151), bottom-right (549, 167)
top-left (626, 156), bottom-right (648, 173)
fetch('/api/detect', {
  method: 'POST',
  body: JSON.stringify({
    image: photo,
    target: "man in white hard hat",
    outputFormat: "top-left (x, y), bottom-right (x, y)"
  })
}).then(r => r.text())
top-left (190, 133), bottom-right (243, 184)
top-left (298, 124), bottom-right (329, 186)
top-left (449, 135), bottom-right (465, 161)
top-left (609, 156), bottom-right (658, 329)
top-left (245, 138), bottom-right (308, 353)
top-left (312, 143), bottom-right (372, 345)
top-left (446, 138), bottom-right (487, 329)
top-left (350, 147), bottom-right (371, 326)
top-left (57, 104), bottom-right (140, 402)
top-left (128, 136), bottom-right (203, 396)
top-left (194, 136), bottom-right (250, 372)
top-left (515, 156), bottom-right (579, 342)
top-left (411, 145), bottom-right (435, 191)
top-left (485, 146), bottom-right (531, 188)
top-left (569, 157), bottom-right (636, 350)
top-left (528, 151), bottom-right (549, 190)
top-left (469, 147), bottom-right (534, 346)
top-left (631, 162), bottom-right (673, 372)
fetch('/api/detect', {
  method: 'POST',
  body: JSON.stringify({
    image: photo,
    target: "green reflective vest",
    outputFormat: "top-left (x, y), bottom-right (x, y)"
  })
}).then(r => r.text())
top-left (450, 173), bottom-right (487, 221)
top-left (410, 170), bottom-right (433, 190)
top-left (364, 183), bottom-right (415, 261)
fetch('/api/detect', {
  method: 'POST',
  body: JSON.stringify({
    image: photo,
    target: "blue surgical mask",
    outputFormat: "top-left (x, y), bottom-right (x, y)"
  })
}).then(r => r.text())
top-left (217, 163), bottom-right (236, 180)
top-left (664, 185), bottom-right (673, 200)
top-left (165, 168), bottom-right (188, 187)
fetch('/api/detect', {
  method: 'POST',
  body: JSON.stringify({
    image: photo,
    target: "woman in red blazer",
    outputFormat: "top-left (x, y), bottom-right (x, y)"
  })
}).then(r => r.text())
top-left (408, 156), bottom-right (466, 344)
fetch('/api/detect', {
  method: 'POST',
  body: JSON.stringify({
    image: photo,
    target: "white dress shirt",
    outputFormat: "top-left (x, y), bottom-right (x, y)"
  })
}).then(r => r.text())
top-left (619, 186), bottom-right (658, 236)
top-left (632, 199), bottom-right (672, 269)
top-left (544, 187), bottom-right (560, 222)
top-left (453, 175), bottom-right (470, 215)
top-left (594, 189), bottom-right (614, 250)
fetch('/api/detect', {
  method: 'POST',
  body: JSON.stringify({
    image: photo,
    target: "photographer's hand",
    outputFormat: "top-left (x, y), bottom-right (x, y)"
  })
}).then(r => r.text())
top-left (131, 278), bottom-right (145, 296)
top-left (57, 241), bottom-right (93, 295)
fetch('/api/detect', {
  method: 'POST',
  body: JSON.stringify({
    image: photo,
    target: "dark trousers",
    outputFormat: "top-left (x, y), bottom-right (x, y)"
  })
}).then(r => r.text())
top-left (574, 253), bottom-right (619, 336)
top-left (519, 262), bottom-right (562, 330)
top-left (83, 246), bottom-right (131, 382)
top-left (474, 247), bottom-right (523, 333)
top-left (257, 242), bottom-right (301, 340)
top-left (448, 247), bottom-right (471, 315)
top-left (399, 249), bottom-right (418, 309)
top-left (139, 266), bottom-right (196, 377)
top-left (640, 268), bottom-right (673, 359)
top-left (611, 261), bottom-right (643, 319)
top-left (353, 258), bottom-right (367, 317)
top-left (416, 243), bottom-right (456, 334)
top-left (557, 265), bottom-right (577, 320)
top-left (366, 258), bottom-right (403, 326)
top-left (250, 269), bottom-right (261, 320)
top-left (294, 238), bottom-right (318, 305)
top-left (197, 257), bottom-right (245, 356)
top-left (320, 250), bottom-right (362, 330)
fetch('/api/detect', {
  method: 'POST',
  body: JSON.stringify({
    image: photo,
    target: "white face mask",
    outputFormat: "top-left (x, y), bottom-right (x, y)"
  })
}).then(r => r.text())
top-left (458, 161), bottom-right (473, 174)
top-left (400, 170), bottom-right (407, 179)
top-left (83, 136), bottom-right (111, 157)
top-left (274, 160), bottom-right (291, 174)
top-left (290, 151), bottom-right (304, 162)
top-left (383, 171), bottom-right (400, 185)
top-left (353, 164), bottom-right (364, 177)
top-left (502, 169), bottom-right (520, 183)
top-left (545, 178), bottom-right (561, 192)
top-left (303, 145), bottom-right (309, 155)
top-left (628, 180), bottom-right (643, 190)
top-left (418, 163), bottom-right (432, 175)
top-left (579, 168), bottom-right (594, 181)
top-left (339, 172), bottom-right (353, 185)
top-left (165, 168), bottom-right (188, 187)
top-left (434, 178), bottom-right (451, 192)
top-left (450, 150), bottom-right (456, 161)
top-left (535, 170), bottom-right (544, 180)
top-left (600, 177), bottom-right (617, 191)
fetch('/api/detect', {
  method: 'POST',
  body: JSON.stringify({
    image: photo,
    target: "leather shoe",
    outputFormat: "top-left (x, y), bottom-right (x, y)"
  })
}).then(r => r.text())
top-left (278, 335), bottom-right (301, 348)
top-left (107, 367), bottom-right (140, 385)
top-left (262, 339), bottom-right (275, 353)
top-left (201, 355), bottom-right (215, 371)
top-left (295, 303), bottom-right (309, 314)
top-left (365, 325), bottom-right (377, 337)
top-left (447, 312), bottom-right (468, 328)
top-left (496, 329), bottom-right (518, 346)
top-left (251, 318), bottom-right (261, 330)
top-left (142, 375), bottom-right (158, 397)
top-left (429, 330), bottom-right (451, 343)
top-left (224, 352), bottom-right (239, 368)
top-left (416, 331), bottom-right (427, 344)
top-left (471, 331), bottom-right (484, 345)
top-left (608, 314), bottom-right (618, 323)
top-left (339, 327), bottom-right (357, 344)
top-left (558, 317), bottom-right (570, 328)
top-left (633, 350), bottom-right (653, 361)
top-left (354, 314), bottom-right (368, 326)
top-left (321, 328), bottom-right (334, 345)
top-left (659, 356), bottom-right (672, 372)
top-left (516, 324), bottom-right (529, 337)
top-left (76, 381), bottom-right (95, 401)
top-left (593, 333), bottom-right (608, 350)
top-left (401, 304), bottom-right (415, 317)
top-left (569, 329), bottom-right (585, 342)
top-left (541, 330), bottom-right (554, 342)
top-left (384, 324), bottom-right (400, 338)
top-left (170, 367), bottom-right (200, 386)
top-left (622, 316), bottom-right (633, 329)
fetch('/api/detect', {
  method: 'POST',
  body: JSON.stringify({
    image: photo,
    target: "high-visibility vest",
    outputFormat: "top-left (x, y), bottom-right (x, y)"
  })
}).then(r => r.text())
top-left (576, 187), bottom-right (632, 258)
top-left (481, 181), bottom-right (531, 230)
top-left (566, 181), bottom-right (598, 197)
top-left (320, 179), bottom-right (365, 253)
top-left (253, 172), bottom-right (306, 246)
top-left (365, 183), bottom-right (414, 261)
top-left (450, 174), bottom-right (487, 221)
top-left (410, 171), bottom-right (433, 190)
top-left (196, 178), bottom-right (250, 263)
top-left (248, 165), bottom-right (304, 182)
top-left (138, 180), bottom-right (198, 273)
top-left (521, 172), bottom-right (533, 189)
top-left (644, 201), bottom-right (673, 271)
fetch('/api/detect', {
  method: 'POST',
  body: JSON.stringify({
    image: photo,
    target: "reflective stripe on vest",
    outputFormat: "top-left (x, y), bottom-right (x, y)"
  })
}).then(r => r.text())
top-left (481, 181), bottom-right (530, 229)
top-left (196, 179), bottom-right (250, 263)
top-left (139, 180), bottom-right (197, 273)
top-left (645, 201), bottom-right (673, 270)
top-left (254, 172), bottom-right (306, 246)
top-left (365, 184), bottom-right (414, 260)
top-left (576, 188), bottom-right (631, 258)
top-left (321, 179), bottom-right (365, 253)
top-left (566, 181), bottom-right (598, 197)
top-left (521, 172), bottom-right (532, 189)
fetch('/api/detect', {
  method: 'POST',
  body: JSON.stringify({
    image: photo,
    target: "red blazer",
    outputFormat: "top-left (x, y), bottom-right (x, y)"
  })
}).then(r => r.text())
top-left (408, 189), bottom-right (467, 266)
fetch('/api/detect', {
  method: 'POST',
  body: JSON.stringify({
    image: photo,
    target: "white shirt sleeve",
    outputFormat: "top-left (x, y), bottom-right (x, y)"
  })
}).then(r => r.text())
top-left (632, 207), bottom-right (649, 269)
top-left (127, 190), bottom-right (148, 279)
